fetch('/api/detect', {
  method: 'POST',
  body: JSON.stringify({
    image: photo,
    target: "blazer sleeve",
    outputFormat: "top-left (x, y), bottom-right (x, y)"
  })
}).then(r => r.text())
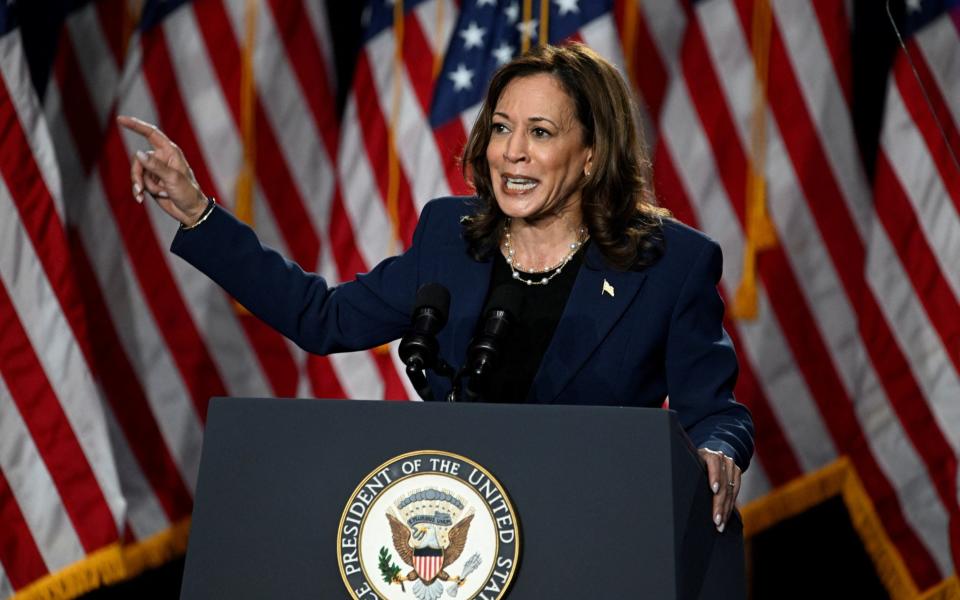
top-left (169, 201), bottom-right (437, 355)
top-left (665, 239), bottom-right (754, 471)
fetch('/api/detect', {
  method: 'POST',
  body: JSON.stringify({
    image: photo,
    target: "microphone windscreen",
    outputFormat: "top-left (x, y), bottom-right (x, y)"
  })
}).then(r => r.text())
top-left (486, 285), bottom-right (523, 321)
top-left (414, 283), bottom-right (451, 321)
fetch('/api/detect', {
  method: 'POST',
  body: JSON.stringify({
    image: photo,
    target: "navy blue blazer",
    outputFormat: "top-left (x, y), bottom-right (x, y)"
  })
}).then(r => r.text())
top-left (172, 196), bottom-right (754, 470)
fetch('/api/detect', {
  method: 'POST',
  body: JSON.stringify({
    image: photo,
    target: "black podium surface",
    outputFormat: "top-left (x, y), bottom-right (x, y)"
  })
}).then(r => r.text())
top-left (180, 398), bottom-right (744, 599)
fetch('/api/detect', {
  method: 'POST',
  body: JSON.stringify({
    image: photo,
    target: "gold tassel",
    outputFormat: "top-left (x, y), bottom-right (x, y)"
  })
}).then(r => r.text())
top-left (731, 0), bottom-right (777, 320)
top-left (539, 0), bottom-right (550, 46)
top-left (235, 0), bottom-right (258, 228)
top-left (386, 0), bottom-right (405, 254)
top-left (122, 1), bottom-right (145, 58)
top-left (521, 0), bottom-right (533, 53)
top-left (231, 0), bottom-right (259, 316)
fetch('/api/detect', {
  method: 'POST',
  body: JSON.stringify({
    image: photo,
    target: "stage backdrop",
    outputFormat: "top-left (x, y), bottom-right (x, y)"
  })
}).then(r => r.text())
top-left (0, 1), bottom-right (958, 598)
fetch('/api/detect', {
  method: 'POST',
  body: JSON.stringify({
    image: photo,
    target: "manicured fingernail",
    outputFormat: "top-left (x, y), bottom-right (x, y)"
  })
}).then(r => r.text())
top-left (136, 150), bottom-right (148, 162)
top-left (136, 193), bottom-right (144, 204)
top-left (718, 522), bottom-right (726, 533)
top-left (132, 183), bottom-right (142, 196)
top-left (712, 482), bottom-right (719, 494)
top-left (157, 190), bottom-right (169, 198)
top-left (714, 513), bottom-right (722, 525)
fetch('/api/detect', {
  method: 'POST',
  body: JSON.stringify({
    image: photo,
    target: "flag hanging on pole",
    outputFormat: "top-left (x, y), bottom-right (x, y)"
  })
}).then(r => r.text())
top-left (0, 1), bottom-right (127, 596)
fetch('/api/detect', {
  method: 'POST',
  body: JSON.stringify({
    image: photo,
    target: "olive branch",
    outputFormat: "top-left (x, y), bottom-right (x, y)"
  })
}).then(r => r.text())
top-left (378, 547), bottom-right (405, 591)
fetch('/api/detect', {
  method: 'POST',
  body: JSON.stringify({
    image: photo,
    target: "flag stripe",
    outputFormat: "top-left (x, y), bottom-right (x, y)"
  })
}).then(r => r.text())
top-left (0, 461), bottom-right (48, 589)
top-left (892, 55), bottom-right (960, 271)
top-left (0, 280), bottom-right (117, 553)
top-left (94, 0), bottom-right (130, 67)
top-left (141, 20), bottom-right (298, 398)
top-left (403, 9), bottom-right (466, 198)
top-left (51, 39), bottom-right (103, 174)
top-left (0, 371), bottom-right (87, 573)
top-left (681, 7), bottom-right (942, 581)
top-left (809, 0), bottom-right (852, 104)
top-left (153, 9), bottom-right (294, 403)
top-left (657, 80), bottom-right (840, 478)
top-left (367, 24), bottom-right (454, 213)
top-left (874, 152), bottom-right (960, 433)
top-left (615, 0), bottom-right (670, 119)
top-left (768, 0), bottom-right (960, 567)
top-left (353, 51), bottom-right (419, 246)
top-left (263, 0), bottom-right (339, 161)
top-left (0, 54), bottom-right (127, 536)
top-left (653, 148), bottom-right (805, 486)
top-left (99, 124), bottom-right (228, 422)
top-left (191, 1), bottom-right (324, 270)
top-left (68, 230), bottom-right (193, 522)
top-left (761, 0), bottom-right (960, 535)
top-left (913, 14), bottom-right (960, 138)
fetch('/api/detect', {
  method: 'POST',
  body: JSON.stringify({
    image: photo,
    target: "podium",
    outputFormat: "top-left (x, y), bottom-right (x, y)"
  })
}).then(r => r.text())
top-left (180, 398), bottom-right (745, 599)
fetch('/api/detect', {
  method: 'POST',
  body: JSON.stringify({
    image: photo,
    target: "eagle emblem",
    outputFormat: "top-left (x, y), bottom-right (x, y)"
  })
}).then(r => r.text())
top-left (337, 451), bottom-right (518, 600)
top-left (383, 488), bottom-right (477, 600)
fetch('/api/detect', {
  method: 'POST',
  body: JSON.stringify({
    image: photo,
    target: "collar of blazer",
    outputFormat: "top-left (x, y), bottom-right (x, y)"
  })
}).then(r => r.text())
top-left (440, 238), bottom-right (648, 404)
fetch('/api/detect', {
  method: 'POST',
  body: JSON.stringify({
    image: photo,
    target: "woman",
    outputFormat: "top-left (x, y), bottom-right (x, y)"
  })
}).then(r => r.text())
top-left (120, 43), bottom-right (752, 533)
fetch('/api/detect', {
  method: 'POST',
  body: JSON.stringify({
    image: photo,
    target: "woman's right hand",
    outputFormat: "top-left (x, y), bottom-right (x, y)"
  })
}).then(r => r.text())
top-left (117, 115), bottom-right (209, 226)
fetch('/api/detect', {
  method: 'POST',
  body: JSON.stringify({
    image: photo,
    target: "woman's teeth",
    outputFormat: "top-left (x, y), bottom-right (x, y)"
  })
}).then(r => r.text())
top-left (505, 177), bottom-right (537, 191)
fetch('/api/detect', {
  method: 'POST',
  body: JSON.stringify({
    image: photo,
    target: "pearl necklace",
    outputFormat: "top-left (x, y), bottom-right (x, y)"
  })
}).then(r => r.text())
top-left (502, 218), bottom-right (588, 286)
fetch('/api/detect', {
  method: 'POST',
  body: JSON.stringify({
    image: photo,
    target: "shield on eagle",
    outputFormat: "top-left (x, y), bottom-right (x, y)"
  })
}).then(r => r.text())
top-left (385, 488), bottom-right (474, 587)
top-left (412, 549), bottom-right (443, 582)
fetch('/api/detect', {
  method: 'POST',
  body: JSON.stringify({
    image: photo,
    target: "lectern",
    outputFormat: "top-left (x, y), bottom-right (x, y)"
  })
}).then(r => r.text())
top-left (180, 398), bottom-right (745, 599)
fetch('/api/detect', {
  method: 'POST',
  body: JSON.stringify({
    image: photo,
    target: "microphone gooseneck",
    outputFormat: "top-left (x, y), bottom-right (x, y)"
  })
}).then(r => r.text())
top-left (457, 285), bottom-right (524, 402)
top-left (399, 283), bottom-right (451, 400)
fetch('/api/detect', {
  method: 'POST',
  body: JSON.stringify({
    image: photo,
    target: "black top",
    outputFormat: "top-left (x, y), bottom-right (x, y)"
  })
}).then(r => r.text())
top-left (476, 243), bottom-right (588, 403)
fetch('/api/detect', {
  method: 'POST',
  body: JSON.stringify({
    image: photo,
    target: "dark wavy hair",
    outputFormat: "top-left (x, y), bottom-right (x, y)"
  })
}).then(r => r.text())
top-left (460, 43), bottom-right (669, 270)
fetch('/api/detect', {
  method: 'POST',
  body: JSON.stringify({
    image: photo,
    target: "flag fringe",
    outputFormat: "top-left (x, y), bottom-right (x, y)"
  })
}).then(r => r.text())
top-left (920, 576), bottom-right (960, 600)
top-left (12, 518), bottom-right (191, 600)
top-left (119, 517), bottom-right (191, 578)
top-left (740, 457), bottom-right (960, 600)
top-left (11, 545), bottom-right (126, 600)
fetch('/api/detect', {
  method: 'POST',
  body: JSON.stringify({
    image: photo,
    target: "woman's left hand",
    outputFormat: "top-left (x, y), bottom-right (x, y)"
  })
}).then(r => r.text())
top-left (697, 448), bottom-right (742, 532)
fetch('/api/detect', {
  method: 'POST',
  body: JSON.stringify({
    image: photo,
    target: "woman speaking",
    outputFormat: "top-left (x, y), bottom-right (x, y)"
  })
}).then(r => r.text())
top-left (119, 43), bottom-right (753, 533)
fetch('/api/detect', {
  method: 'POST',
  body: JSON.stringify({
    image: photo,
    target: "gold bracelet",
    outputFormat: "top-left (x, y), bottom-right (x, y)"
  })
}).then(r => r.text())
top-left (180, 197), bottom-right (216, 230)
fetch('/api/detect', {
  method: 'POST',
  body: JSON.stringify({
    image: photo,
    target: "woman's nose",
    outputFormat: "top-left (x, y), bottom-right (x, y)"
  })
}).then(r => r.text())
top-left (503, 132), bottom-right (527, 163)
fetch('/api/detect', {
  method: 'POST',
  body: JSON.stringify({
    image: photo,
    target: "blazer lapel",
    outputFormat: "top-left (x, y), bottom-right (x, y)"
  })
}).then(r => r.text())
top-left (528, 243), bottom-right (647, 404)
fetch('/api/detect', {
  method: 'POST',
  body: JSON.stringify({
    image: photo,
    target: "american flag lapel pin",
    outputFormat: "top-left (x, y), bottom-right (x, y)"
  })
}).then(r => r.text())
top-left (602, 279), bottom-right (615, 297)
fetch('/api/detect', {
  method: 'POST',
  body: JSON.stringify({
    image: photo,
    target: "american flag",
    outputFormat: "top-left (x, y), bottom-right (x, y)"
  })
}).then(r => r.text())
top-left (0, 1), bottom-right (125, 596)
top-left (1, 0), bottom-right (959, 597)
top-left (652, 0), bottom-right (960, 594)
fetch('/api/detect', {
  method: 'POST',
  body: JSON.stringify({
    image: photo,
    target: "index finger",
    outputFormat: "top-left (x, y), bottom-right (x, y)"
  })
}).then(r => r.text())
top-left (116, 115), bottom-right (175, 151)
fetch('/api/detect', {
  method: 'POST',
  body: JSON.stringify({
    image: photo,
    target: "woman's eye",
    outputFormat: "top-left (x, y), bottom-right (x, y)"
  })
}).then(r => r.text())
top-left (492, 123), bottom-right (509, 134)
top-left (531, 127), bottom-right (551, 138)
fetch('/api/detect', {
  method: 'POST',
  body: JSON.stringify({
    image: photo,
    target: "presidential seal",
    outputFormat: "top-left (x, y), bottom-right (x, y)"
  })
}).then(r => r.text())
top-left (338, 450), bottom-right (519, 600)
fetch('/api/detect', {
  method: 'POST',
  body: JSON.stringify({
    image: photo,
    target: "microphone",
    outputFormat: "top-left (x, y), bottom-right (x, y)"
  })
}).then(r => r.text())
top-left (399, 283), bottom-right (451, 400)
top-left (461, 285), bottom-right (523, 401)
